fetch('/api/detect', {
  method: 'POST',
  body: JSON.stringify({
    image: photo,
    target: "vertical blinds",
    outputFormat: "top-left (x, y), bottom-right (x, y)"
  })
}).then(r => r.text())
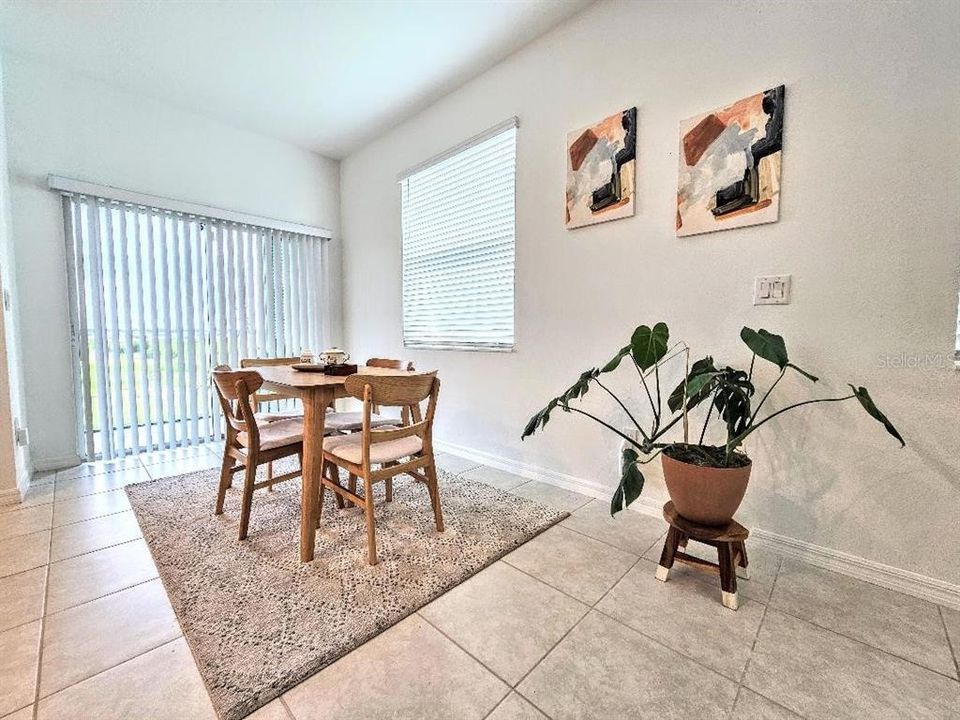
top-left (400, 120), bottom-right (517, 350)
top-left (62, 193), bottom-right (330, 461)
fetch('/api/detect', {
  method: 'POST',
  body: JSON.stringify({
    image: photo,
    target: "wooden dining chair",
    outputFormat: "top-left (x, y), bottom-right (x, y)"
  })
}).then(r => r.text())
top-left (319, 371), bottom-right (443, 565)
top-left (324, 357), bottom-right (416, 432)
top-left (239, 356), bottom-right (304, 421)
top-left (212, 368), bottom-right (305, 540)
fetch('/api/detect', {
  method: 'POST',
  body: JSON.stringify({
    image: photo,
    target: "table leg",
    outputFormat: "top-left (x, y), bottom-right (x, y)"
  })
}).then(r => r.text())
top-left (300, 388), bottom-right (329, 562)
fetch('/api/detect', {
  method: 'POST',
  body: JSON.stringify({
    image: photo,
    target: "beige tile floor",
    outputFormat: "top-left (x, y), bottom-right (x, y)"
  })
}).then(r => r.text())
top-left (1, 445), bottom-right (958, 719)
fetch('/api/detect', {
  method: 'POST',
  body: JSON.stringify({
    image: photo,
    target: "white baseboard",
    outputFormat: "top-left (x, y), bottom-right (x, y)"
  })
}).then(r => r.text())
top-left (0, 458), bottom-right (35, 508)
top-left (32, 454), bottom-right (81, 473)
top-left (435, 439), bottom-right (960, 612)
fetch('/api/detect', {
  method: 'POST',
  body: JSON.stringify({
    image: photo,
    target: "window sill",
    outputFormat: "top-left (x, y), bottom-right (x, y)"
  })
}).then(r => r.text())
top-left (403, 343), bottom-right (515, 353)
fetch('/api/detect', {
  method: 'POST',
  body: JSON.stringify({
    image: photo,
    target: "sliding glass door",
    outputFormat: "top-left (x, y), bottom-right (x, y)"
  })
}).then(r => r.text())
top-left (61, 193), bottom-right (330, 461)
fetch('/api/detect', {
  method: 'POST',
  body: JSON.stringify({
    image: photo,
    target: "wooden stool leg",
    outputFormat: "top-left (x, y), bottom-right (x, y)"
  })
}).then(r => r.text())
top-left (735, 540), bottom-right (750, 580)
top-left (656, 527), bottom-right (683, 582)
top-left (718, 542), bottom-right (739, 610)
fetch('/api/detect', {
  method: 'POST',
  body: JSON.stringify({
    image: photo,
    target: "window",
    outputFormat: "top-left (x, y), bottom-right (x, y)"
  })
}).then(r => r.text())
top-left (400, 119), bottom-right (517, 350)
top-left (58, 183), bottom-right (331, 460)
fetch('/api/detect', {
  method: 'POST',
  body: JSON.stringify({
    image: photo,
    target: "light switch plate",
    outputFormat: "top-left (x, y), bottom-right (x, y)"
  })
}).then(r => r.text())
top-left (754, 274), bottom-right (792, 305)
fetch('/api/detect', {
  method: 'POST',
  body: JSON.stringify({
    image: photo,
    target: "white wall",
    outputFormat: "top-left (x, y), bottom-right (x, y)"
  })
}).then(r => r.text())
top-left (341, 0), bottom-right (960, 584)
top-left (2, 55), bottom-right (342, 469)
top-left (0, 54), bottom-right (30, 499)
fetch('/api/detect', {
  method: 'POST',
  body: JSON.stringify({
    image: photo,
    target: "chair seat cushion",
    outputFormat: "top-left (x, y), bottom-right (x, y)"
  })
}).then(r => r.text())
top-left (238, 418), bottom-right (304, 451)
top-left (255, 409), bottom-right (304, 423)
top-left (323, 427), bottom-right (423, 465)
top-left (324, 411), bottom-right (396, 432)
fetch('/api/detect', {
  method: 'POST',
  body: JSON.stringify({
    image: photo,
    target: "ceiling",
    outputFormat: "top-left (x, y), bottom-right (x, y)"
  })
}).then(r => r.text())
top-left (0, 0), bottom-right (593, 158)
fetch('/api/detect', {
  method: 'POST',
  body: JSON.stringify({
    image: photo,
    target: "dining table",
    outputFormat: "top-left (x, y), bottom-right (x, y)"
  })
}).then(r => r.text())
top-left (250, 364), bottom-right (419, 562)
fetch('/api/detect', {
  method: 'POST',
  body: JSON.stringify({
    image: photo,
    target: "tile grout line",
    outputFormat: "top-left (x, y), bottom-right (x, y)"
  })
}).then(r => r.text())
top-left (938, 605), bottom-right (960, 681)
top-left (726, 556), bottom-right (783, 719)
top-left (35, 634), bottom-right (186, 706)
top-left (43, 575), bottom-right (161, 620)
top-left (765, 605), bottom-right (960, 684)
top-left (278, 694), bottom-right (297, 720)
top-left (508, 610), bottom-right (594, 720)
top-left (478, 691), bottom-right (512, 720)
top-left (416, 611), bottom-right (517, 691)
top-left (30, 518), bottom-right (55, 720)
top-left (497, 556), bottom-right (749, 687)
top-left (557, 521), bottom-right (663, 558)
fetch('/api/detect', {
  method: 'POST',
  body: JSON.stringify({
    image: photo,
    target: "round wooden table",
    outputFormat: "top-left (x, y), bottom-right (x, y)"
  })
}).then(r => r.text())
top-left (655, 500), bottom-right (750, 610)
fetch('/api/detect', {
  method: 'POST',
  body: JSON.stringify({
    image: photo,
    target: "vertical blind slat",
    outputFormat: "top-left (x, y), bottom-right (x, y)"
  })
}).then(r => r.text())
top-left (117, 207), bottom-right (141, 454)
top-left (104, 206), bottom-right (126, 455)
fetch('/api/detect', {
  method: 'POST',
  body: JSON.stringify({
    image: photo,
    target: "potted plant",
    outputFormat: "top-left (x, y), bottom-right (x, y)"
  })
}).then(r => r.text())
top-left (522, 323), bottom-right (904, 524)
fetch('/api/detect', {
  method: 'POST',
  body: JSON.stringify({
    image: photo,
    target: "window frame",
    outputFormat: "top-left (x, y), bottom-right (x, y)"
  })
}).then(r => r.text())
top-left (399, 118), bottom-right (518, 353)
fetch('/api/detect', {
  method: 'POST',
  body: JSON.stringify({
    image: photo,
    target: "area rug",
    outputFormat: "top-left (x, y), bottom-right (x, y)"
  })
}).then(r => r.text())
top-left (126, 462), bottom-right (566, 720)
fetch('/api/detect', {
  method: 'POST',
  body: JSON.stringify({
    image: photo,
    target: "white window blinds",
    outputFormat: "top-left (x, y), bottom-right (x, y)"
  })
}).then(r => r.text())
top-left (400, 119), bottom-right (517, 350)
top-left (60, 191), bottom-right (330, 461)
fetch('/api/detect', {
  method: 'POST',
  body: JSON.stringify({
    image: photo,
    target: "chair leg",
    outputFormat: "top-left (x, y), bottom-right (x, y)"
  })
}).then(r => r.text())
top-left (385, 477), bottom-right (393, 502)
top-left (363, 477), bottom-right (378, 565)
top-left (215, 450), bottom-right (233, 515)
top-left (238, 460), bottom-right (257, 541)
top-left (347, 473), bottom-right (357, 508)
top-left (317, 476), bottom-right (326, 528)
top-left (425, 460), bottom-right (445, 532)
top-left (267, 461), bottom-right (274, 492)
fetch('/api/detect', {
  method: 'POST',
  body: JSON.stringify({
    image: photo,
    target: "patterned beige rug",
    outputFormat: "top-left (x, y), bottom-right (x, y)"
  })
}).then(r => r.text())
top-left (126, 462), bottom-right (565, 720)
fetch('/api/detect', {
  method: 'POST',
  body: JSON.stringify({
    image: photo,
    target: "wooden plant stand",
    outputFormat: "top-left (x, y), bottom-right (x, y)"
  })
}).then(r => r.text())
top-left (655, 500), bottom-right (749, 611)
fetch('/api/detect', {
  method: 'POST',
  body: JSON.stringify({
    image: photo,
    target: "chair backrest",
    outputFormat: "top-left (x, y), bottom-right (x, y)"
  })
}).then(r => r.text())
top-left (240, 356), bottom-right (300, 406)
top-left (211, 368), bottom-right (263, 437)
top-left (366, 357), bottom-right (415, 371)
top-left (344, 371), bottom-right (437, 408)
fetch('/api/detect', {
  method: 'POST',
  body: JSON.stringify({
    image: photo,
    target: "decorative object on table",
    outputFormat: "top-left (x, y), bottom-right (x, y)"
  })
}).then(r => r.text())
top-left (565, 107), bottom-right (637, 229)
top-left (319, 347), bottom-right (351, 365)
top-left (521, 322), bottom-right (904, 525)
top-left (291, 363), bottom-right (328, 373)
top-left (322, 363), bottom-right (359, 376)
top-left (299, 347), bottom-right (315, 364)
top-left (677, 85), bottom-right (785, 237)
top-left (125, 463), bottom-right (565, 720)
top-left (656, 500), bottom-right (749, 610)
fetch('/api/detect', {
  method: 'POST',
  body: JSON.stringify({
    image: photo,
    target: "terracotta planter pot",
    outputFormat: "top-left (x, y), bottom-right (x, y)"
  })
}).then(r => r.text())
top-left (661, 451), bottom-right (752, 526)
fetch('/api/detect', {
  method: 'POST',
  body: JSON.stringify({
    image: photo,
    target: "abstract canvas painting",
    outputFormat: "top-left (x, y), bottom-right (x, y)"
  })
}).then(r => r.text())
top-left (565, 107), bottom-right (637, 229)
top-left (676, 85), bottom-right (784, 237)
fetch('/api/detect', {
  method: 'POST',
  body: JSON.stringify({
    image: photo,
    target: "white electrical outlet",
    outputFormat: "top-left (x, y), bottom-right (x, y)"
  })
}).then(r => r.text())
top-left (753, 275), bottom-right (792, 305)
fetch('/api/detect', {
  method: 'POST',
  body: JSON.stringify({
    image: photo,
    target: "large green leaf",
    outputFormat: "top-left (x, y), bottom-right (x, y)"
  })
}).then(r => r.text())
top-left (610, 447), bottom-right (645, 516)
top-left (630, 323), bottom-right (670, 370)
top-left (848, 385), bottom-right (905, 447)
top-left (560, 369), bottom-right (598, 406)
top-left (667, 356), bottom-right (717, 413)
top-left (601, 345), bottom-right (631, 373)
top-left (521, 398), bottom-right (558, 440)
top-left (741, 327), bottom-right (788, 370)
